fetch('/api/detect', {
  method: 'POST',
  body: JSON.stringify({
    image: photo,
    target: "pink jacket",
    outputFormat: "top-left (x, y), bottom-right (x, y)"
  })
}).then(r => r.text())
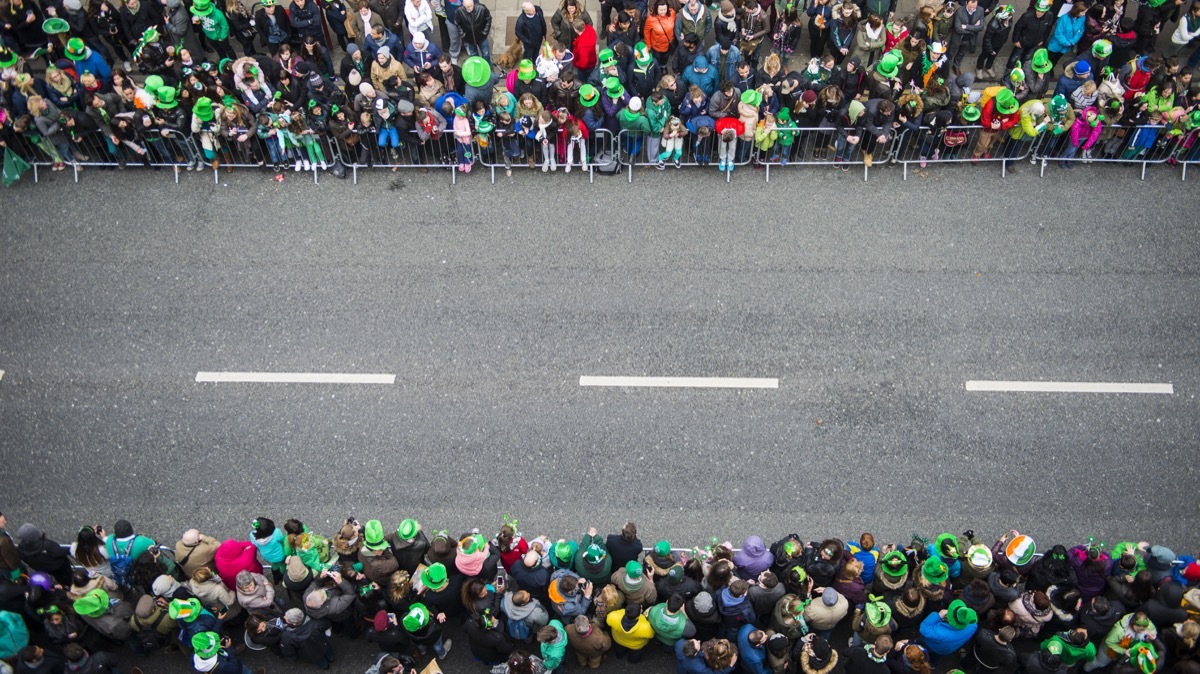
top-left (1069, 106), bottom-right (1103, 150)
top-left (214, 539), bottom-right (263, 590)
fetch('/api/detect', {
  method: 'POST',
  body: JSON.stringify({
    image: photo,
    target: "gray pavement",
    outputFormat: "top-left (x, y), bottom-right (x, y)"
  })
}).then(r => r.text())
top-left (1, 163), bottom-right (1198, 671)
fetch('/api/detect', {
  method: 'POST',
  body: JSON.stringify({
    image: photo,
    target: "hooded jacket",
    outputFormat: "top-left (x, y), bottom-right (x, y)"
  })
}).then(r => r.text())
top-left (280, 616), bottom-right (332, 664)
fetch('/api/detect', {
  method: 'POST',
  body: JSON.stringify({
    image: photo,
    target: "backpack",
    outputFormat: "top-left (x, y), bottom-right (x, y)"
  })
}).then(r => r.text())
top-left (110, 538), bottom-right (136, 589)
top-left (132, 609), bottom-right (168, 652)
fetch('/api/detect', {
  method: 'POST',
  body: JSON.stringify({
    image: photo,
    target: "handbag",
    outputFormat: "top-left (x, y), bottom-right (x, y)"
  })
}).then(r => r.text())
top-left (943, 129), bottom-right (968, 147)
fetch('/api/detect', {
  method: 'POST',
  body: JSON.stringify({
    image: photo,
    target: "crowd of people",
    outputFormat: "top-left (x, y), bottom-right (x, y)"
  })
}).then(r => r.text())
top-left (1, 510), bottom-right (1199, 674)
top-left (2, 0), bottom-right (1200, 179)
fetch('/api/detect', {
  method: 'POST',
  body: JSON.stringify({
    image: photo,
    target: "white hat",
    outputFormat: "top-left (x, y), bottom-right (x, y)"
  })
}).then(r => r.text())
top-left (629, 96), bottom-right (642, 111)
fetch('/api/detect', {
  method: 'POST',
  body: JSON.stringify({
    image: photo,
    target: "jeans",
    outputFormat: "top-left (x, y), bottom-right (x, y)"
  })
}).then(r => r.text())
top-left (463, 38), bottom-right (490, 62)
top-left (377, 127), bottom-right (401, 148)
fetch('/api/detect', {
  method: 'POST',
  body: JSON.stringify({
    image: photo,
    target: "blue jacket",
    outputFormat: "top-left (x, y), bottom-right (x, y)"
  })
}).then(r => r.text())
top-left (918, 613), bottom-right (977, 655)
top-left (73, 49), bottom-right (112, 82)
top-left (1048, 13), bottom-right (1085, 53)
top-left (704, 44), bottom-right (743, 84)
top-left (676, 639), bottom-right (736, 674)
top-left (682, 56), bottom-right (720, 97)
top-left (737, 624), bottom-right (770, 674)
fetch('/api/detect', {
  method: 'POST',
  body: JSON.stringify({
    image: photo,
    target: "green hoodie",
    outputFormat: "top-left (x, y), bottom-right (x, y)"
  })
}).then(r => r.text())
top-left (540, 619), bottom-right (567, 671)
top-left (618, 108), bottom-right (652, 135)
top-left (647, 603), bottom-right (688, 645)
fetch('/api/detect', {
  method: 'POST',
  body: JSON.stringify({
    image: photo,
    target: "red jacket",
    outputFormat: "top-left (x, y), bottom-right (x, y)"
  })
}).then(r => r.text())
top-left (573, 24), bottom-right (598, 70)
top-left (714, 116), bottom-right (745, 136)
top-left (981, 98), bottom-right (1019, 131)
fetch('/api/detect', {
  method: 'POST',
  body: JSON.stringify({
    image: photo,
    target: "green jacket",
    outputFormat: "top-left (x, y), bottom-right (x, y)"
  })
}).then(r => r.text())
top-left (196, 8), bottom-right (230, 41)
top-left (647, 603), bottom-right (689, 645)
top-left (618, 108), bottom-right (652, 135)
top-left (1042, 634), bottom-right (1097, 666)
top-left (646, 99), bottom-right (671, 133)
top-left (540, 620), bottom-right (568, 671)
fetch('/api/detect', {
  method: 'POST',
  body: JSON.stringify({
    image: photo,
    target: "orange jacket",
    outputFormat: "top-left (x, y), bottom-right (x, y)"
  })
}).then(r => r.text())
top-left (643, 10), bottom-right (676, 53)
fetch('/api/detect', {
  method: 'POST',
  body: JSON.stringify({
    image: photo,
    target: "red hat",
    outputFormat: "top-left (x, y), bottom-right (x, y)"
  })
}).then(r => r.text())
top-left (1183, 561), bottom-right (1200, 583)
top-left (373, 610), bottom-right (390, 632)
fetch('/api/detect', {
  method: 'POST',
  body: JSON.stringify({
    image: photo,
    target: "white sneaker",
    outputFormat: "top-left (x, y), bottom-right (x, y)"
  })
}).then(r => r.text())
top-left (293, 160), bottom-right (302, 172)
top-left (302, 159), bottom-right (312, 171)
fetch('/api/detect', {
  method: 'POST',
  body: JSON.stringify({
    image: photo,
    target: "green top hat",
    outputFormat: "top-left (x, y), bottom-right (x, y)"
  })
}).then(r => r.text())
top-left (462, 55), bottom-right (491, 87)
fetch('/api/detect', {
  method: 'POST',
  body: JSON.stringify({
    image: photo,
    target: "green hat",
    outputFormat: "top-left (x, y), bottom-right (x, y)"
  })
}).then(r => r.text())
top-left (144, 74), bottom-right (165, 96)
top-left (192, 631), bottom-right (221, 659)
top-left (1050, 93), bottom-right (1069, 115)
top-left (476, 119), bottom-right (495, 133)
top-left (936, 533), bottom-right (959, 559)
top-left (604, 77), bottom-right (625, 99)
top-left (877, 51), bottom-right (902, 79)
top-left (583, 544), bottom-right (605, 565)
top-left (961, 104), bottom-right (981, 122)
top-left (624, 560), bottom-right (642, 578)
top-left (192, 96), bottom-right (215, 121)
top-left (363, 520), bottom-right (388, 550)
top-left (42, 17), bottom-right (70, 34)
top-left (579, 83), bottom-right (600, 107)
top-left (634, 42), bottom-right (652, 66)
top-left (402, 603), bottom-right (431, 632)
top-left (460, 534), bottom-right (486, 554)
top-left (654, 541), bottom-right (671, 557)
top-left (1035, 0), bottom-right (1050, 9)
top-left (156, 87), bottom-right (179, 109)
top-left (169, 597), bottom-right (203, 622)
top-left (740, 89), bottom-right (762, 107)
top-left (599, 48), bottom-right (616, 69)
top-left (462, 56), bottom-right (491, 88)
top-left (995, 88), bottom-right (1019, 114)
top-left (0, 46), bottom-right (16, 68)
top-left (421, 562), bottom-right (449, 591)
top-left (1092, 39), bottom-right (1112, 59)
top-left (73, 589), bottom-right (109, 618)
top-left (1031, 48), bottom-right (1052, 74)
top-left (517, 59), bottom-right (536, 82)
top-left (880, 550), bottom-right (908, 577)
top-left (865, 599), bottom-right (892, 627)
top-left (554, 540), bottom-right (574, 564)
top-left (142, 26), bottom-right (160, 43)
top-left (397, 519), bottom-right (419, 540)
top-left (947, 599), bottom-right (978, 629)
top-left (191, 0), bottom-right (214, 15)
top-left (1131, 642), bottom-right (1158, 674)
top-left (922, 557), bottom-right (948, 585)
top-left (64, 37), bottom-right (88, 61)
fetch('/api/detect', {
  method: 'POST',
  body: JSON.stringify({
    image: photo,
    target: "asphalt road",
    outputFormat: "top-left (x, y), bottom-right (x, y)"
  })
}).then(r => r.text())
top-left (1, 161), bottom-right (1198, 672)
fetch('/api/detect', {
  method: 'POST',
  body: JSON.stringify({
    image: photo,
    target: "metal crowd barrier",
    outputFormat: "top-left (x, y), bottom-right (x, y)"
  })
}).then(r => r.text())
top-left (888, 125), bottom-right (1050, 179)
top-left (754, 125), bottom-right (871, 183)
top-left (618, 128), bottom-right (754, 183)
top-left (1033, 123), bottom-right (1184, 181)
top-left (473, 129), bottom-right (615, 184)
top-left (338, 130), bottom-right (459, 185)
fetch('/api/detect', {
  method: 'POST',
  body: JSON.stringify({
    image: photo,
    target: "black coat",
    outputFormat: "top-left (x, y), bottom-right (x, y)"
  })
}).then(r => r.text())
top-left (1010, 8), bottom-right (1053, 47)
top-left (463, 619), bottom-right (515, 664)
top-left (605, 534), bottom-right (643, 571)
top-left (280, 618), bottom-right (332, 665)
